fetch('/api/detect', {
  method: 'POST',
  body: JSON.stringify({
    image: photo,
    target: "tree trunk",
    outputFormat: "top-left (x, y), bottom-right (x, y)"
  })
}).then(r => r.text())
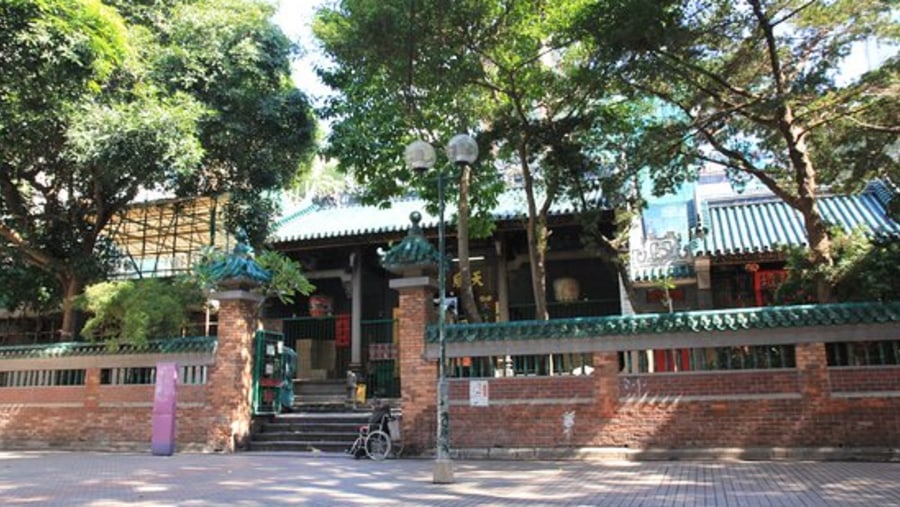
top-left (58, 273), bottom-right (83, 341)
top-left (456, 164), bottom-right (482, 323)
top-left (530, 218), bottom-right (550, 320)
top-left (751, 1), bottom-right (834, 303)
top-left (782, 112), bottom-right (834, 303)
top-left (799, 197), bottom-right (834, 303)
top-left (519, 142), bottom-right (549, 320)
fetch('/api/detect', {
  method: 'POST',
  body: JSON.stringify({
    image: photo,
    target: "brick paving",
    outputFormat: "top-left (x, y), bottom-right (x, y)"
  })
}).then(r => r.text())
top-left (0, 451), bottom-right (898, 506)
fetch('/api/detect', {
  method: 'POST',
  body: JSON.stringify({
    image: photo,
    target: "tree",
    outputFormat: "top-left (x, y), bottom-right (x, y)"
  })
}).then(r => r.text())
top-left (572, 0), bottom-right (898, 302)
top-left (777, 227), bottom-right (900, 304)
top-left (0, 0), bottom-right (317, 339)
top-left (314, 0), bottom-right (613, 320)
top-left (78, 278), bottom-right (204, 348)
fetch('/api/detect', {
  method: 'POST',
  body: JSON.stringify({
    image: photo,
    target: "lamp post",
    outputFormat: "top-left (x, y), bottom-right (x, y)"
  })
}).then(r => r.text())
top-left (404, 134), bottom-right (478, 484)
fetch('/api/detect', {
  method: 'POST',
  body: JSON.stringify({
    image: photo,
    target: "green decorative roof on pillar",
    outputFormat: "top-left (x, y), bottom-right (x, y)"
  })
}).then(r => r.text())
top-left (207, 239), bottom-right (272, 290)
top-left (380, 211), bottom-right (440, 275)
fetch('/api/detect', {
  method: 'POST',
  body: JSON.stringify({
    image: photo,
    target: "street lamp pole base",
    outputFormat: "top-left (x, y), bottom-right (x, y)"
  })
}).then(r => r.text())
top-left (432, 459), bottom-right (454, 484)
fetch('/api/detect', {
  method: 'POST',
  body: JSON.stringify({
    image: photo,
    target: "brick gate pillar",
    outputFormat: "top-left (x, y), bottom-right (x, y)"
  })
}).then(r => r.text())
top-left (593, 351), bottom-right (620, 418)
top-left (796, 342), bottom-right (829, 406)
top-left (389, 276), bottom-right (438, 455)
top-left (206, 290), bottom-right (264, 452)
top-left (380, 212), bottom-right (442, 456)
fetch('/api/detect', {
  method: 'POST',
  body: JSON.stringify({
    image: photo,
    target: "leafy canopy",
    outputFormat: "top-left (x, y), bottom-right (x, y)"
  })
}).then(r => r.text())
top-left (571, 0), bottom-right (898, 195)
top-left (777, 228), bottom-right (900, 304)
top-left (78, 278), bottom-right (204, 347)
top-left (0, 0), bottom-right (317, 331)
top-left (314, 0), bottom-right (638, 318)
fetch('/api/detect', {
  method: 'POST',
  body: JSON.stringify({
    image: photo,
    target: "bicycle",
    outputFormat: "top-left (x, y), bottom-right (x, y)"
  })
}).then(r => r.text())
top-left (347, 414), bottom-right (402, 461)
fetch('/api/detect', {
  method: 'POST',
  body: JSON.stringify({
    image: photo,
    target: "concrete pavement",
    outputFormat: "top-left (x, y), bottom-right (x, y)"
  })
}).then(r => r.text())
top-left (0, 451), bottom-right (898, 506)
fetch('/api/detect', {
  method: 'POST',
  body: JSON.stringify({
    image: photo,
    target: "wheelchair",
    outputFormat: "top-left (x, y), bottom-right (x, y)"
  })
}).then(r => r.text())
top-left (346, 413), bottom-right (402, 461)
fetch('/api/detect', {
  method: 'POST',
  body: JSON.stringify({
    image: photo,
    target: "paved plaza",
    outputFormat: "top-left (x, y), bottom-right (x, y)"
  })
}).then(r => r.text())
top-left (0, 451), bottom-right (898, 506)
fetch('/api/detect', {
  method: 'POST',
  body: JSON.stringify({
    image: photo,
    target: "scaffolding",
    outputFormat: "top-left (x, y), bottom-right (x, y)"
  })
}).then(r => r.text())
top-left (104, 196), bottom-right (232, 279)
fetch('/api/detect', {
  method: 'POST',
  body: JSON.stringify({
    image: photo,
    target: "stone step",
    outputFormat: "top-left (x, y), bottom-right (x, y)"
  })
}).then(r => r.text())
top-left (253, 430), bottom-right (358, 442)
top-left (248, 440), bottom-right (351, 453)
top-left (294, 380), bottom-right (346, 396)
top-left (293, 393), bottom-right (347, 404)
top-left (250, 411), bottom-right (370, 453)
top-left (258, 421), bottom-right (364, 433)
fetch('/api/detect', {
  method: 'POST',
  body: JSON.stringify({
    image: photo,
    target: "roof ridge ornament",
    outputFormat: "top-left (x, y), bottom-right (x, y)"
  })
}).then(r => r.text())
top-left (203, 233), bottom-right (272, 290)
top-left (380, 211), bottom-right (441, 276)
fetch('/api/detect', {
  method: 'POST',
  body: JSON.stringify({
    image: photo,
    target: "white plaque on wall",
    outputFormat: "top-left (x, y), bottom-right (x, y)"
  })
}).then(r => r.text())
top-left (469, 380), bottom-right (489, 407)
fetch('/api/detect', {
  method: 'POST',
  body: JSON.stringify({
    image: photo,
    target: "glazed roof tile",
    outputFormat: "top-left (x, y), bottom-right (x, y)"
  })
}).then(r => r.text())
top-left (630, 264), bottom-right (695, 283)
top-left (699, 183), bottom-right (900, 256)
top-left (273, 188), bottom-right (597, 244)
top-left (380, 212), bottom-right (441, 273)
top-left (0, 336), bottom-right (217, 359)
top-left (427, 301), bottom-right (900, 343)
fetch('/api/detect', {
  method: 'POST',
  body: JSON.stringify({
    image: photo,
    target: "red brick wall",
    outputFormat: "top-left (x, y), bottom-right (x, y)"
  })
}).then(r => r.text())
top-left (0, 374), bottom-right (212, 450)
top-left (830, 366), bottom-right (900, 393)
top-left (389, 276), bottom-right (900, 453)
top-left (435, 361), bottom-right (900, 450)
top-left (0, 290), bottom-right (261, 452)
top-left (619, 370), bottom-right (801, 398)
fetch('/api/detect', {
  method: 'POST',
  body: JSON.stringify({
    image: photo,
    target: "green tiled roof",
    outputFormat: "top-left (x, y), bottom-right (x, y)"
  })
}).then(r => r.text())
top-left (205, 242), bottom-right (271, 287)
top-left (427, 302), bottom-right (900, 343)
top-left (380, 212), bottom-right (441, 274)
top-left (0, 336), bottom-right (217, 359)
top-left (273, 188), bottom-right (602, 244)
top-left (631, 264), bottom-right (695, 283)
top-left (699, 184), bottom-right (900, 256)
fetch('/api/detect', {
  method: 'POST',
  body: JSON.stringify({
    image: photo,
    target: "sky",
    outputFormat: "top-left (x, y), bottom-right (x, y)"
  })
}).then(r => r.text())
top-left (271, 1), bottom-right (333, 109)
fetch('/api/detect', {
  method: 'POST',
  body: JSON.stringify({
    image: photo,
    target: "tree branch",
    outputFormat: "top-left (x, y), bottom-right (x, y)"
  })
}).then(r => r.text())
top-left (0, 223), bottom-right (56, 268)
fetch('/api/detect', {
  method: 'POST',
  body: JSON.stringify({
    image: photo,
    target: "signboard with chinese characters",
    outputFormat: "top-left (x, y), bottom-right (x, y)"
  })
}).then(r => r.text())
top-left (469, 380), bottom-right (489, 407)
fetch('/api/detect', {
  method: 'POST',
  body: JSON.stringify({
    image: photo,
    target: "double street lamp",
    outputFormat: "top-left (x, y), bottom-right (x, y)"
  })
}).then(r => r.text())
top-left (404, 134), bottom-right (478, 484)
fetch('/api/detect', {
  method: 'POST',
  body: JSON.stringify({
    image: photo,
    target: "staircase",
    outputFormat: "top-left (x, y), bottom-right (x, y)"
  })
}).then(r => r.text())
top-left (249, 412), bottom-right (368, 452)
top-left (249, 379), bottom-right (365, 453)
top-left (291, 379), bottom-right (349, 411)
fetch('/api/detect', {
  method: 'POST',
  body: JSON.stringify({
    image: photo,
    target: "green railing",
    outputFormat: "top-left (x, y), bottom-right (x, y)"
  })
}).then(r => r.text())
top-left (449, 353), bottom-right (594, 378)
top-left (0, 368), bottom-right (85, 387)
top-left (828, 340), bottom-right (900, 366)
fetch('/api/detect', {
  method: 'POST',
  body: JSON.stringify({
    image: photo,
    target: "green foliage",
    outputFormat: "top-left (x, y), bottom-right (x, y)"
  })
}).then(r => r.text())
top-left (77, 278), bottom-right (204, 347)
top-left (571, 0), bottom-right (898, 193)
top-left (138, 0), bottom-right (318, 244)
top-left (0, 0), bottom-right (317, 334)
top-left (0, 252), bottom-right (60, 314)
top-left (776, 228), bottom-right (900, 304)
top-left (314, 0), bottom-right (629, 317)
top-left (570, 0), bottom-right (898, 289)
top-left (255, 250), bottom-right (316, 304)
